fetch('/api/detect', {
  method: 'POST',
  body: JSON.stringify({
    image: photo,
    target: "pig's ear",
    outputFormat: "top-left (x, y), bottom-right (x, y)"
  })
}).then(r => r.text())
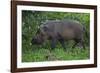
top-left (43, 26), bottom-right (49, 31)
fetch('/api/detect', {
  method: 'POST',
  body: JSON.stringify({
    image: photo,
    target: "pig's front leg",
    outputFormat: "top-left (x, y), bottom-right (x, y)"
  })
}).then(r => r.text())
top-left (50, 38), bottom-right (57, 49)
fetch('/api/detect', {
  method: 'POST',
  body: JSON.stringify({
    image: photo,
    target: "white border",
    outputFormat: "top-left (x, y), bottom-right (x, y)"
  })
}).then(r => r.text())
top-left (17, 5), bottom-right (94, 68)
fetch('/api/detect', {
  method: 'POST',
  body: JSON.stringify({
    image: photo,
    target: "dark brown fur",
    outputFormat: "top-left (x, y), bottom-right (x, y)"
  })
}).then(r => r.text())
top-left (31, 20), bottom-right (85, 49)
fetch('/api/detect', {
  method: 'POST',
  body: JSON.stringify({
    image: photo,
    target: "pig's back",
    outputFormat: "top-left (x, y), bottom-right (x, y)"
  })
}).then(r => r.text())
top-left (42, 20), bottom-right (83, 35)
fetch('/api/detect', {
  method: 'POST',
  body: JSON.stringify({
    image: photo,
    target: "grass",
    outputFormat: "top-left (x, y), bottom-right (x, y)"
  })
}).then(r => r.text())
top-left (22, 47), bottom-right (90, 62)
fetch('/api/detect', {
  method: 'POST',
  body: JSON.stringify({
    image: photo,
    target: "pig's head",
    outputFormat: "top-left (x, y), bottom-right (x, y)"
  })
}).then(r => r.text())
top-left (31, 26), bottom-right (48, 45)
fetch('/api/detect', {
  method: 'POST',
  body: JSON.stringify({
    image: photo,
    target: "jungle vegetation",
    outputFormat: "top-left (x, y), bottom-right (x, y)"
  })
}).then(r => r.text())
top-left (22, 10), bottom-right (90, 62)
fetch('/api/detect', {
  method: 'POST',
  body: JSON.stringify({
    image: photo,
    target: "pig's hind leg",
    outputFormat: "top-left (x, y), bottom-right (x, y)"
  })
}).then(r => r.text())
top-left (72, 39), bottom-right (79, 49)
